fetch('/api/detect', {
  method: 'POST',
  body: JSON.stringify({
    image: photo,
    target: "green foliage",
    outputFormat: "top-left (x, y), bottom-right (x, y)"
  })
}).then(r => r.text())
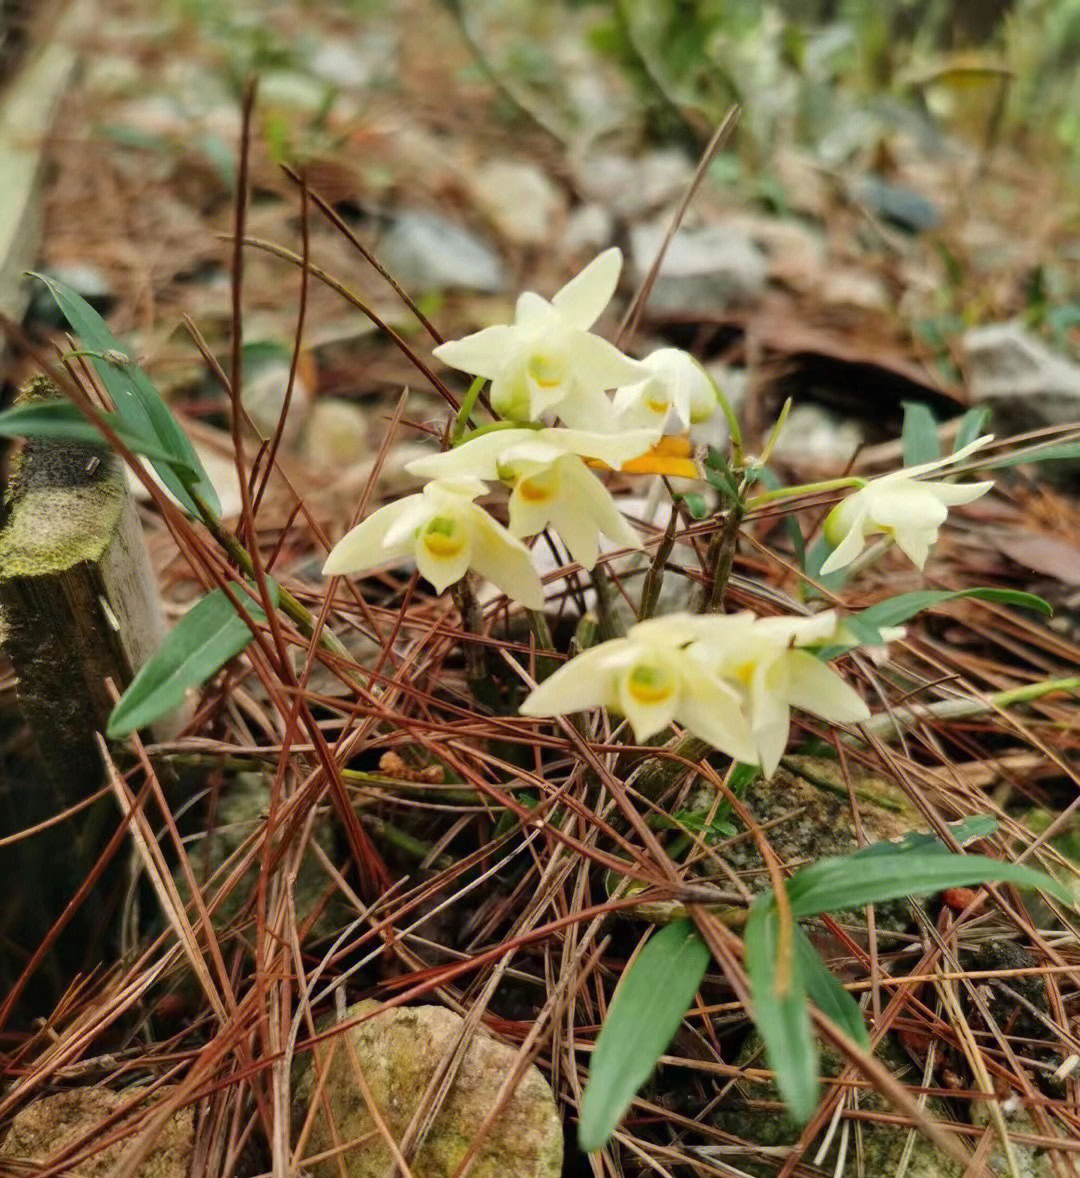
top-left (578, 919), bottom-right (711, 1152)
top-left (30, 274), bottom-right (220, 518)
top-left (901, 401), bottom-right (941, 466)
top-left (579, 819), bottom-right (1070, 1147)
top-left (107, 582), bottom-right (277, 737)
top-left (0, 400), bottom-right (193, 468)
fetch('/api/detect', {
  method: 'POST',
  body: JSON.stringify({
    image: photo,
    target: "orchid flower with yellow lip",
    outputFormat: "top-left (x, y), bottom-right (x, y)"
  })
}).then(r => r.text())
top-left (323, 477), bottom-right (544, 607)
top-left (519, 613), bottom-right (757, 758)
top-left (431, 249), bottom-right (645, 426)
top-left (406, 428), bottom-right (654, 570)
top-left (820, 436), bottom-right (995, 575)
top-left (613, 347), bottom-right (720, 434)
top-left (685, 610), bottom-right (871, 777)
top-left (618, 435), bottom-right (700, 479)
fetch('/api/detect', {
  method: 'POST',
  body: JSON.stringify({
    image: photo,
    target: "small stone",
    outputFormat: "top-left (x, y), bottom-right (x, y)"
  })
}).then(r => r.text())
top-left (768, 402), bottom-right (865, 466)
top-left (295, 1001), bottom-right (563, 1178)
top-left (301, 398), bottom-right (370, 470)
top-left (241, 347), bottom-right (313, 447)
top-left (379, 211), bottom-right (507, 293)
top-left (308, 32), bottom-right (398, 90)
top-left (630, 219), bottom-right (767, 311)
top-left (576, 148), bottom-right (694, 219)
top-left (0, 1087), bottom-right (193, 1177)
top-left (563, 202), bottom-right (615, 255)
top-left (964, 322), bottom-right (1080, 452)
top-left (468, 159), bottom-right (565, 246)
top-left (851, 175), bottom-right (941, 234)
top-left (26, 264), bottom-right (113, 327)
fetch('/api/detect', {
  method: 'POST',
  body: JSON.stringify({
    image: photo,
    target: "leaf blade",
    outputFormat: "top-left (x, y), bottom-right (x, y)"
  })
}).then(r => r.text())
top-left (744, 897), bottom-right (818, 1123)
top-left (30, 272), bottom-right (220, 517)
top-left (107, 583), bottom-right (275, 737)
top-left (0, 399), bottom-right (196, 469)
top-left (787, 846), bottom-right (1072, 918)
top-left (578, 919), bottom-right (711, 1152)
top-left (902, 401), bottom-right (941, 466)
top-left (792, 924), bottom-right (869, 1050)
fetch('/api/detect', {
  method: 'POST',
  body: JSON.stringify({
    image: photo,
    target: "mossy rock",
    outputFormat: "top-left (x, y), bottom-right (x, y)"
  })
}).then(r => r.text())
top-left (294, 1001), bottom-right (563, 1178)
top-left (971, 1101), bottom-right (1054, 1178)
top-left (714, 1035), bottom-right (963, 1178)
top-left (0, 1087), bottom-right (192, 1177)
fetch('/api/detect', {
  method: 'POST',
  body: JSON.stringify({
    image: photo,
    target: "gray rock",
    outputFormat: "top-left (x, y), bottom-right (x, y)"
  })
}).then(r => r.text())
top-left (295, 1001), bottom-right (563, 1178)
top-left (970, 1101), bottom-right (1053, 1177)
top-left (241, 351), bottom-right (313, 446)
top-left (563, 202), bottom-right (615, 255)
top-left (308, 32), bottom-right (398, 90)
top-left (0, 1087), bottom-right (193, 1177)
top-left (769, 402), bottom-right (865, 467)
top-left (851, 175), bottom-right (941, 233)
top-left (469, 159), bottom-right (565, 246)
top-left (575, 147), bottom-right (694, 219)
top-left (379, 211), bottom-right (507, 293)
top-left (630, 219), bottom-right (767, 311)
top-left (301, 397), bottom-right (370, 470)
top-left (27, 264), bottom-right (113, 326)
top-left (965, 322), bottom-right (1080, 438)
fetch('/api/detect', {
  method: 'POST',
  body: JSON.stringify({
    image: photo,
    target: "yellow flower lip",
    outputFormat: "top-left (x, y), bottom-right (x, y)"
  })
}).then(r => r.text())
top-left (627, 663), bottom-right (676, 704)
top-left (423, 532), bottom-right (465, 557)
top-left (613, 435), bottom-right (700, 479)
top-left (518, 477), bottom-right (553, 503)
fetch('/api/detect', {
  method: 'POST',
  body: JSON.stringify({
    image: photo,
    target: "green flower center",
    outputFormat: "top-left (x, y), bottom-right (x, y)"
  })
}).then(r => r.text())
top-left (420, 515), bottom-right (467, 558)
top-left (627, 661), bottom-right (677, 705)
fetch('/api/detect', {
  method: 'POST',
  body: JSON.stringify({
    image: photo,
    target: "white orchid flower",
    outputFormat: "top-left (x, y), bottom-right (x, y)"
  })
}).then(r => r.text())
top-left (688, 611), bottom-right (871, 778)
top-left (323, 477), bottom-right (544, 607)
top-left (406, 428), bottom-right (656, 569)
top-left (432, 249), bottom-right (645, 426)
top-left (613, 347), bottom-right (720, 434)
top-left (820, 436), bottom-right (995, 575)
top-left (520, 614), bottom-right (757, 759)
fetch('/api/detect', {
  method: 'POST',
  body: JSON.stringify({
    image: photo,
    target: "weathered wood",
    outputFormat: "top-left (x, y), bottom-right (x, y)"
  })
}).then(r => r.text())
top-left (0, 378), bottom-right (166, 793)
top-left (0, 377), bottom-right (166, 1004)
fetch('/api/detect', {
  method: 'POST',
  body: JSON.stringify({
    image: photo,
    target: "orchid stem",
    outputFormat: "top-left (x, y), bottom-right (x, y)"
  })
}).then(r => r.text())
top-left (450, 375), bottom-right (486, 444)
top-left (745, 476), bottom-right (865, 512)
top-left (697, 497), bottom-right (745, 613)
top-left (639, 510), bottom-right (678, 620)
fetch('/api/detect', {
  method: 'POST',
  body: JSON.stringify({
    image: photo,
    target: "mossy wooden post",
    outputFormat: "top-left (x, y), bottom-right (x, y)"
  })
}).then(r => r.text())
top-left (0, 376), bottom-right (166, 995)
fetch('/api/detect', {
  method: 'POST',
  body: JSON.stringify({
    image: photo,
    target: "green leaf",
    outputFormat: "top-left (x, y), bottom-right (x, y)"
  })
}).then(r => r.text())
top-left (578, 919), bottom-right (711, 1152)
top-left (841, 587), bottom-right (1052, 648)
top-left (744, 897), bottom-right (818, 1123)
top-left (677, 492), bottom-right (709, 520)
top-left (979, 442), bottom-right (1080, 470)
top-left (29, 273), bottom-right (220, 518)
top-left (0, 399), bottom-right (196, 469)
top-left (954, 407), bottom-right (991, 452)
top-left (851, 815), bottom-right (999, 860)
top-left (786, 844), bottom-right (1073, 919)
top-left (792, 924), bottom-right (869, 1050)
top-left (902, 401), bottom-right (940, 466)
top-left (107, 582), bottom-right (277, 737)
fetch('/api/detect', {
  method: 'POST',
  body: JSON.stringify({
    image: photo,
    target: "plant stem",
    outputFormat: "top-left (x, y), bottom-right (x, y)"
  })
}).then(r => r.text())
top-left (451, 575), bottom-right (495, 704)
top-left (859, 675), bottom-right (1080, 741)
top-left (639, 510), bottom-right (678, 620)
top-left (450, 375), bottom-right (486, 443)
top-left (744, 476), bottom-right (865, 512)
top-left (697, 497), bottom-right (744, 613)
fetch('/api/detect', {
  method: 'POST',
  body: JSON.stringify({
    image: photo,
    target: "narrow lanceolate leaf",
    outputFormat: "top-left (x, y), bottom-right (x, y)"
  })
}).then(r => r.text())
top-left (786, 842), bottom-right (1072, 919)
top-left (954, 406), bottom-right (991, 453)
top-left (792, 924), bottom-right (869, 1050)
top-left (578, 920), bottom-right (711, 1152)
top-left (107, 582), bottom-right (277, 737)
top-left (744, 897), bottom-right (818, 1124)
top-left (30, 272), bottom-right (220, 518)
top-left (902, 401), bottom-right (941, 466)
top-left (0, 399), bottom-right (196, 469)
top-left (841, 587), bottom-right (1052, 647)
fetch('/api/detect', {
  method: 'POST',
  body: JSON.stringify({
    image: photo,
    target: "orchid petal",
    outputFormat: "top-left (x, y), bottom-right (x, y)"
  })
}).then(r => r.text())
top-left (323, 497), bottom-right (421, 575)
top-left (413, 530), bottom-right (472, 594)
top-left (520, 641), bottom-right (634, 718)
top-left (780, 650), bottom-right (870, 724)
top-left (570, 331), bottom-right (647, 394)
top-left (923, 479), bottom-right (994, 506)
top-left (515, 291), bottom-right (555, 329)
top-left (432, 325), bottom-right (517, 379)
top-left (551, 248), bottom-right (622, 329)
top-left (677, 673), bottom-right (758, 764)
top-left (405, 431), bottom-right (540, 480)
top-left (469, 511), bottom-right (545, 608)
top-left (566, 460), bottom-right (641, 551)
top-left (819, 501), bottom-right (873, 575)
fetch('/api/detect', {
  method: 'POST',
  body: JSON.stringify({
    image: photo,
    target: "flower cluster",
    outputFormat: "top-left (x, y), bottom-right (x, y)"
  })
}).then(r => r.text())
top-left (323, 249), bottom-right (727, 594)
top-left (322, 250), bottom-right (997, 775)
top-left (520, 610), bottom-right (869, 776)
